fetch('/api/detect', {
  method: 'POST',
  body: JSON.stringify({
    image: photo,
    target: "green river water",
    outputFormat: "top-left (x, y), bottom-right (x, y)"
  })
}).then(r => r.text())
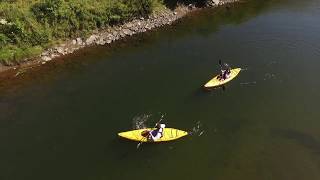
top-left (1, 0), bottom-right (320, 179)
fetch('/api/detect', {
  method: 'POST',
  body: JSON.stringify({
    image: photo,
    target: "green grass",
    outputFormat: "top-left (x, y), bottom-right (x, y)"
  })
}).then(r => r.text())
top-left (0, 0), bottom-right (164, 64)
top-left (0, 45), bottom-right (43, 65)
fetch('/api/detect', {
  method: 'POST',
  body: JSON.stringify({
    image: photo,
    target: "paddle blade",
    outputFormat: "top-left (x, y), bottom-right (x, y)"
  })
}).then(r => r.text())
top-left (136, 143), bottom-right (141, 149)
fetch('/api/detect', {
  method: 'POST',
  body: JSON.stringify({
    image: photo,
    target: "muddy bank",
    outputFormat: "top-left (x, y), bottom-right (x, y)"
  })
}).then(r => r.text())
top-left (0, 0), bottom-right (239, 76)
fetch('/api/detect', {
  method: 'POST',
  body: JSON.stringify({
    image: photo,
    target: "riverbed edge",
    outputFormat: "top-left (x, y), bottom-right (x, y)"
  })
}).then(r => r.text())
top-left (0, 0), bottom-right (240, 75)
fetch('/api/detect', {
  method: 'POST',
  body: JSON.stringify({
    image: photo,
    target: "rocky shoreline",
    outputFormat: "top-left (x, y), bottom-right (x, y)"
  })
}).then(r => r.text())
top-left (0, 0), bottom-right (239, 74)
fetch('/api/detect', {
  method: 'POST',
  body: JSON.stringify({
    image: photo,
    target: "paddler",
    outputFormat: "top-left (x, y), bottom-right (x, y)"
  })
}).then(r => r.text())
top-left (219, 63), bottom-right (231, 81)
top-left (148, 123), bottom-right (165, 141)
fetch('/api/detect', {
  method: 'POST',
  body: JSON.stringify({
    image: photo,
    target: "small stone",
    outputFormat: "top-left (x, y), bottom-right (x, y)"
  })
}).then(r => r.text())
top-left (72, 40), bottom-right (77, 45)
top-left (42, 56), bottom-right (52, 61)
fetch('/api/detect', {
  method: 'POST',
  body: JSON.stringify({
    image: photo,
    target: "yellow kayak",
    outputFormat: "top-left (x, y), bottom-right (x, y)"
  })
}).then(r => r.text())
top-left (118, 128), bottom-right (188, 142)
top-left (204, 68), bottom-right (241, 88)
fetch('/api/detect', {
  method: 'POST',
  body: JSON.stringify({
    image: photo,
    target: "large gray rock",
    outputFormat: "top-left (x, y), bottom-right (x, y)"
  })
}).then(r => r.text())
top-left (106, 39), bottom-right (112, 44)
top-left (86, 35), bottom-right (99, 45)
top-left (112, 31), bottom-right (118, 37)
top-left (96, 39), bottom-right (106, 45)
top-left (145, 24), bottom-right (152, 30)
top-left (41, 51), bottom-right (49, 56)
top-left (123, 29), bottom-right (133, 36)
top-left (42, 56), bottom-right (52, 61)
top-left (76, 38), bottom-right (83, 45)
top-left (56, 47), bottom-right (64, 54)
top-left (206, 0), bottom-right (220, 6)
top-left (125, 22), bottom-right (133, 28)
top-left (119, 31), bottom-right (126, 38)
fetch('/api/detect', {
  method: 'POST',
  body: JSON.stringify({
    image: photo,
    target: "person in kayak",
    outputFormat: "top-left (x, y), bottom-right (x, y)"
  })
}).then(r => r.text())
top-left (219, 63), bottom-right (231, 81)
top-left (222, 67), bottom-right (231, 80)
top-left (148, 124), bottom-right (165, 141)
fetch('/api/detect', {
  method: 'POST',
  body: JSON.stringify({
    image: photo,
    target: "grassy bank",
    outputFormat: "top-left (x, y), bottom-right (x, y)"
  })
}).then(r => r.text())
top-left (0, 0), bottom-right (163, 65)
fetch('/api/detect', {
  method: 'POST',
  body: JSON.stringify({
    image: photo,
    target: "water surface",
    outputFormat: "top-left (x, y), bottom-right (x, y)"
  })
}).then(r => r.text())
top-left (1, 0), bottom-right (320, 179)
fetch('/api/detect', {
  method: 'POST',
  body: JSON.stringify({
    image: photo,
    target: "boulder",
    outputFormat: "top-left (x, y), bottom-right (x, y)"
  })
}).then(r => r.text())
top-left (126, 22), bottom-right (133, 28)
top-left (96, 38), bottom-right (106, 45)
top-left (206, 0), bottom-right (220, 6)
top-left (123, 29), bottom-right (133, 36)
top-left (56, 47), bottom-right (64, 54)
top-left (76, 38), bottom-right (83, 45)
top-left (145, 24), bottom-right (152, 30)
top-left (41, 51), bottom-right (49, 56)
top-left (112, 31), bottom-right (118, 37)
top-left (42, 56), bottom-right (52, 62)
top-left (119, 31), bottom-right (126, 38)
top-left (86, 35), bottom-right (99, 45)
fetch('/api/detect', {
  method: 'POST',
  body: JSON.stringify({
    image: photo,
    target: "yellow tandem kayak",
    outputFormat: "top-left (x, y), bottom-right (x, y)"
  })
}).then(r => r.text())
top-left (204, 68), bottom-right (241, 88)
top-left (118, 128), bottom-right (188, 142)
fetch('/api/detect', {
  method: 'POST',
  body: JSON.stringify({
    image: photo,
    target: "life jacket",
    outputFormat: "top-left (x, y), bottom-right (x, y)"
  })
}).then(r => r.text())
top-left (150, 127), bottom-right (164, 140)
top-left (151, 128), bottom-right (163, 137)
top-left (222, 69), bottom-right (231, 79)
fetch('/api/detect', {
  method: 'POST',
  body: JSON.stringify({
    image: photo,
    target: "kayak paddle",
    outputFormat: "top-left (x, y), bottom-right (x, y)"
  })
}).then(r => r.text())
top-left (136, 115), bottom-right (164, 149)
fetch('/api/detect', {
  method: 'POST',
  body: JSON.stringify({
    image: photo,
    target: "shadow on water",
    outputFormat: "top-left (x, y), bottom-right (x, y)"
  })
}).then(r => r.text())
top-left (271, 129), bottom-right (320, 154)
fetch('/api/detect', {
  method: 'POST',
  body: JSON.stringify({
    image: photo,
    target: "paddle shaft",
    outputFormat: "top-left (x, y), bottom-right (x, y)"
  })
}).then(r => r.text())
top-left (136, 116), bottom-right (164, 149)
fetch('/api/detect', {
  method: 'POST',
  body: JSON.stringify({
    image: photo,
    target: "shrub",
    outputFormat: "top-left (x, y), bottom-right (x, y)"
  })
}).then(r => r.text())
top-left (0, 0), bottom-right (163, 64)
